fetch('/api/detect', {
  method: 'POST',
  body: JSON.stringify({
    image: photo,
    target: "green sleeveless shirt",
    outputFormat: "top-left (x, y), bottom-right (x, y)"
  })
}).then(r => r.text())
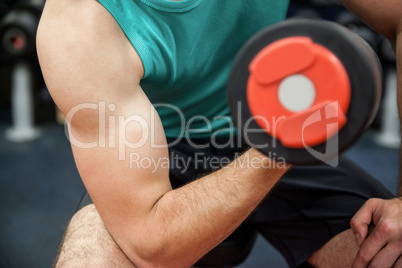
top-left (97, 0), bottom-right (290, 138)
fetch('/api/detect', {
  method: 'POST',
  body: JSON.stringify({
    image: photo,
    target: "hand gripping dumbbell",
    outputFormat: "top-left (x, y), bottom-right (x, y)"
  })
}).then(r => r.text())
top-left (227, 19), bottom-right (382, 165)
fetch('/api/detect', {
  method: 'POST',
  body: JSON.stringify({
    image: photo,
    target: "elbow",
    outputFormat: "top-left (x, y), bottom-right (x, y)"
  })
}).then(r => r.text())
top-left (121, 232), bottom-right (188, 268)
top-left (123, 232), bottom-right (198, 268)
top-left (127, 247), bottom-right (191, 268)
top-left (125, 241), bottom-right (166, 268)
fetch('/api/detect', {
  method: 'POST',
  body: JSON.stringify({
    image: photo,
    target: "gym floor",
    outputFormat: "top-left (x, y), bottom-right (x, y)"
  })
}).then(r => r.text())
top-left (0, 121), bottom-right (399, 268)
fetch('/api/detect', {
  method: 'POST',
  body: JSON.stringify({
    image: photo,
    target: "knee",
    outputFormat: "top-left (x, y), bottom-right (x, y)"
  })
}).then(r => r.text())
top-left (308, 229), bottom-right (357, 268)
top-left (55, 204), bottom-right (135, 268)
top-left (69, 204), bottom-right (104, 231)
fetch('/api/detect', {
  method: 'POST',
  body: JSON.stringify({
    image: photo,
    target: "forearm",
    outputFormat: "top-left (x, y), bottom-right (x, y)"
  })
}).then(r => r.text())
top-left (66, 99), bottom-right (288, 267)
top-left (132, 149), bottom-right (289, 267)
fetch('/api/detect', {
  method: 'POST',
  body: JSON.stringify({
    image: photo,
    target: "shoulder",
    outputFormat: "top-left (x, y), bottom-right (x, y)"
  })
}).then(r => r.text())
top-left (37, 0), bottom-right (144, 113)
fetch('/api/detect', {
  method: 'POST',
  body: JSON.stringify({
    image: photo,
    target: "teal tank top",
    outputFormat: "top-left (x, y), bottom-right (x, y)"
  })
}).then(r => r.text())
top-left (97, 0), bottom-right (290, 138)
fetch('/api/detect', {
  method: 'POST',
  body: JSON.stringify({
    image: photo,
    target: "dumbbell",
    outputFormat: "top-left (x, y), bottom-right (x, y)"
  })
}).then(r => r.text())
top-left (2, 0), bottom-right (45, 142)
top-left (0, 0), bottom-right (45, 58)
top-left (227, 19), bottom-right (382, 165)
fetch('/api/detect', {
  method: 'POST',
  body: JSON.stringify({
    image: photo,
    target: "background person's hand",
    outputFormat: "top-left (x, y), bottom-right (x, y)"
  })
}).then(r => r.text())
top-left (351, 198), bottom-right (402, 268)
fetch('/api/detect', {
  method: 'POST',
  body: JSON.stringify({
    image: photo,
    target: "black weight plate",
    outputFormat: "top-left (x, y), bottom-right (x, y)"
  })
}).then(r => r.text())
top-left (227, 18), bottom-right (382, 165)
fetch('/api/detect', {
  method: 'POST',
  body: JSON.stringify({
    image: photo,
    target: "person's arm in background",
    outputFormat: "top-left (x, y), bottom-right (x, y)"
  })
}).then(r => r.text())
top-left (341, 0), bottom-right (402, 193)
top-left (36, 0), bottom-right (289, 267)
top-left (339, 1), bottom-right (402, 267)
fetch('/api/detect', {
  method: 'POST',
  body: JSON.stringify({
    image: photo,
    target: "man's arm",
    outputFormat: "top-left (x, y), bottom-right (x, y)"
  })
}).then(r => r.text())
top-left (341, 1), bottom-right (402, 196)
top-left (339, 1), bottom-right (402, 267)
top-left (37, 0), bottom-right (289, 267)
top-left (338, 2), bottom-right (402, 154)
top-left (339, 1), bottom-right (402, 44)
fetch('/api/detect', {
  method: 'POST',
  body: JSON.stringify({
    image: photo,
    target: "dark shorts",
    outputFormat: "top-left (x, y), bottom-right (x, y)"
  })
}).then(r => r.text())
top-left (77, 137), bottom-right (394, 267)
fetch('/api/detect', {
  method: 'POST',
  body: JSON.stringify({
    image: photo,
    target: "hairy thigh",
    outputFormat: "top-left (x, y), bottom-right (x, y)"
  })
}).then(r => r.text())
top-left (55, 204), bottom-right (136, 268)
top-left (308, 229), bottom-right (358, 268)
